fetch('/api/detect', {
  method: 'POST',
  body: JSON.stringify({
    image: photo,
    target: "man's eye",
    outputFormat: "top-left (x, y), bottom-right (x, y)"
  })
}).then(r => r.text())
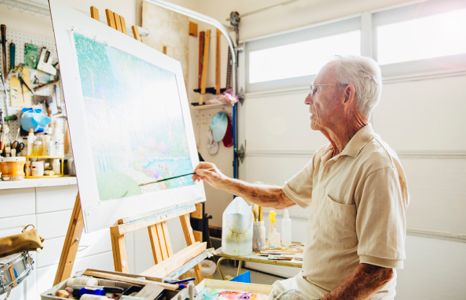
top-left (313, 87), bottom-right (318, 94)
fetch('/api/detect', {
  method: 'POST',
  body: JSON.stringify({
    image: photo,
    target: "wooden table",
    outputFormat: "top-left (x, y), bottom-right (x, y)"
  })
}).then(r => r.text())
top-left (214, 247), bottom-right (303, 280)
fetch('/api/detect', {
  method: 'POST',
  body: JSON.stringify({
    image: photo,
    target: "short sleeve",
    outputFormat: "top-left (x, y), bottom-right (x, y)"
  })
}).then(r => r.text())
top-left (356, 167), bottom-right (407, 269)
top-left (282, 155), bottom-right (316, 209)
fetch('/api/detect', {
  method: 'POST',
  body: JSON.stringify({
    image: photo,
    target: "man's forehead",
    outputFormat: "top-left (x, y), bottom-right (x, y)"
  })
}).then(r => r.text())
top-left (315, 61), bottom-right (338, 83)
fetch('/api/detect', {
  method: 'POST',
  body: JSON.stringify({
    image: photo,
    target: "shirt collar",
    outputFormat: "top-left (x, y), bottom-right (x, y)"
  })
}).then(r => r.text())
top-left (340, 123), bottom-right (375, 158)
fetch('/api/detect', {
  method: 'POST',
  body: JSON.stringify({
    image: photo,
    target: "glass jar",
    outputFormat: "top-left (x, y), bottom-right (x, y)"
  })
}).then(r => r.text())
top-left (33, 141), bottom-right (43, 156)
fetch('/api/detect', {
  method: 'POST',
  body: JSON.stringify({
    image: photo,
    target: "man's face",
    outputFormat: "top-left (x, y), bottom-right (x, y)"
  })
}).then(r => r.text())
top-left (304, 62), bottom-right (346, 132)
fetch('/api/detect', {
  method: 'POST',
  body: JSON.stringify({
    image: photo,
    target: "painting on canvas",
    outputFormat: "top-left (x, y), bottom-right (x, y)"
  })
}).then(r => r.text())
top-left (49, 0), bottom-right (205, 232)
top-left (73, 33), bottom-right (194, 200)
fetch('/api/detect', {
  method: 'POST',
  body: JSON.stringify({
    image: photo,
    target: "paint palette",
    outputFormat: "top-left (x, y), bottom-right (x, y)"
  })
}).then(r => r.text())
top-left (196, 279), bottom-right (274, 300)
top-left (198, 288), bottom-right (269, 300)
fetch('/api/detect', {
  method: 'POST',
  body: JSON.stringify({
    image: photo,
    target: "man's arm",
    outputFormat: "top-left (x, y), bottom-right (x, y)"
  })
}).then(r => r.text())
top-left (321, 263), bottom-right (394, 300)
top-left (193, 162), bottom-right (295, 209)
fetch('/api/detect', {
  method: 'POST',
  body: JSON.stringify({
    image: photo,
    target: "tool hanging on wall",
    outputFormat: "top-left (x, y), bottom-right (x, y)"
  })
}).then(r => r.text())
top-left (216, 29), bottom-right (221, 95)
top-left (226, 46), bottom-right (232, 90)
top-left (1, 25), bottom-right (7, 79)
top-left (0, 72), bottom-right (10, 117)
top-left (9, 43), bottom-right (15, 72)
top-left (16, 65), bottom-right (33, 107)
top-left (198, 30), bottom-right (210, 105)
top-left (37, 47), bottom-right (58, 76)
top-left (193, 30), bottom-right (227, 96)
top-left (198, 31), bottom-right (205, 89)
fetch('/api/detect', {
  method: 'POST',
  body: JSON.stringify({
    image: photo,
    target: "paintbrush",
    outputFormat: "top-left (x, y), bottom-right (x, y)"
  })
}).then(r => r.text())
top-left (139, 168), bottom-right (215, 187)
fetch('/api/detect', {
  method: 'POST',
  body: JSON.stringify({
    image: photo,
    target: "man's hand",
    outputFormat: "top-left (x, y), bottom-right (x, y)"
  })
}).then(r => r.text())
top-left (193, 162), bottom-right (228, 190)
top-left (321, 263), bottom-right (394, 300)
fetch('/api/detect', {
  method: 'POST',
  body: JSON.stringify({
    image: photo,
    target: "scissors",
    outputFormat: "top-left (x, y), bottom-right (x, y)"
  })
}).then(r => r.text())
top-left (11, 140), bottom-right (25, 153)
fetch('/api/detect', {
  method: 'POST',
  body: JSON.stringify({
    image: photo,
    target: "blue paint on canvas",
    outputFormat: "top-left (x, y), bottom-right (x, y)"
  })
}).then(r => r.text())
top-left (73, 33), bottom-right (194, 201)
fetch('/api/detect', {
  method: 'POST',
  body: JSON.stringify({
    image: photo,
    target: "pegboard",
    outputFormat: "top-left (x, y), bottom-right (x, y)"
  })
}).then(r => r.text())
top-left (0, 30), bottom-right (67, 145)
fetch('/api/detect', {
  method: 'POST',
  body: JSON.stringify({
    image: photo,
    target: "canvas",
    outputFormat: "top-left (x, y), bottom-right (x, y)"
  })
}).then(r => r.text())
top-left (49, 0), bottom-right (205, 233)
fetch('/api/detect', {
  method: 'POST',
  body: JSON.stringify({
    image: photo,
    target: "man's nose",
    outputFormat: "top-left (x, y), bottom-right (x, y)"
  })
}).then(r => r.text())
top-left (304, 93), bottom-right (312, 105)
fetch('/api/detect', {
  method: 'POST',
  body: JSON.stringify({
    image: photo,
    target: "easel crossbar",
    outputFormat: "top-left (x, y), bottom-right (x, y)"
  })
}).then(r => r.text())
top-left (111, 204), bottom-right (196, 236)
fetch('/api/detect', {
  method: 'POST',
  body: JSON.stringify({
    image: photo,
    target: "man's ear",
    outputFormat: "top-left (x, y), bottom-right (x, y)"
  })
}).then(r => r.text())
top-left (344, 85), bottom-right (356, 104)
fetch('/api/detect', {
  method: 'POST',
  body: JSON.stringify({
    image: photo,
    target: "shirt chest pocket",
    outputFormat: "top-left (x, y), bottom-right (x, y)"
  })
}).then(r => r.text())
top-left (317, 195), bottom-right (357, 249)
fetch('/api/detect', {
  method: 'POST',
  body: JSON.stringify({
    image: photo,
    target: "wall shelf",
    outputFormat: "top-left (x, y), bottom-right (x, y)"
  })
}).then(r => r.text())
top-left (0, 176), bottom-right (77, 190)
top-left (190, 103), bottom-right (233, 110)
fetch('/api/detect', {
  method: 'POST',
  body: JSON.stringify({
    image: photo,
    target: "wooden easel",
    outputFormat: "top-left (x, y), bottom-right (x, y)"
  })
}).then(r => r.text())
top-left (54, 6), bottom-right (204, 285)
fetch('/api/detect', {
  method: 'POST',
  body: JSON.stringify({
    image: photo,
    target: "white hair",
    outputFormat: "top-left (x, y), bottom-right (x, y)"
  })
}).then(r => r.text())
top-left (330, 55), bottom-right (383, 119)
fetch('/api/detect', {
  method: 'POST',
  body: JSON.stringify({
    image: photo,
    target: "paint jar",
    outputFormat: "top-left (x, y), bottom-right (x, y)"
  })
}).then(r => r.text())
top-left (31, 160), bottom-right (44, 177)
top-left (0, 157), bottom-right (26, 181)
top-left (253, 221), bottom-right (266, 252)
top-left (222, 197), bottom-right (253, 256)
top-left (33, 140), bottom-right (43, 156)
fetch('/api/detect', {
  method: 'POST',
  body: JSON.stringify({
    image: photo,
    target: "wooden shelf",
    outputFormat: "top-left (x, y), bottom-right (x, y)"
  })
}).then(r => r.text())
top-left (26, 175), bottom-right (64, 179)
top-left (25, 155), bottom-right (65, 159)
top-left (190, 103), bottom-right (232, 110)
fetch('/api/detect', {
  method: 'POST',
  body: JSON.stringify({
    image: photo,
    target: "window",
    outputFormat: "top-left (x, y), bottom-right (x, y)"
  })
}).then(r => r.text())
top-left (245, 17), bottom-right (360, 93)
top-left (377, 8), bottom-right (466, 65)
top-left (244, 0), bottom-right (466, 93)
top-left (249, 31), bottom-right (361, 83)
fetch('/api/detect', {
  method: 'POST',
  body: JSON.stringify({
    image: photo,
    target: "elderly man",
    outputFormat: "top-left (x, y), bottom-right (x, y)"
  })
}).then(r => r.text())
top-left (193, 55), bottom-right (409, 300)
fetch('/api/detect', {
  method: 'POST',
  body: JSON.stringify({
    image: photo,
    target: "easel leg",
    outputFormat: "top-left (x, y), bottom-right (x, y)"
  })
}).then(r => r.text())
top-left (54, 193), bottom-right (84, 285)
top-left (180, 214), bottom-right (204, 281)
top-left (110, 228), bottom-right (129, 273)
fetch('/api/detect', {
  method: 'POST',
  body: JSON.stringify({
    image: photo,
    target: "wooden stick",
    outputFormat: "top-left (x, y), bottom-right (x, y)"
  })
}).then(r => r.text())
top-left (180, 214), bottom-right (204, 281)
top-left (148, 224), bottom-right (164, 264)
top-left (114, 13), bottom-right (122, 32)
top-left (111, 233), bottom-right (128, 272)
top-left (54, 193), bottom-right (84, 285)
top-left (90, 6), bottom-right (100, 21)
top-left (105, 9), bottom-right (116, 29)
top-left (198, 31), bottom-right (205, 89)
top-left (199, 30), bottom-right (211, 105)
top-left (132, 25), bottom-right (141, 42)
top-left (64, 121), bottom-right (70, 154)
top-left (120, 16), bottom-right (128, 34)
top-left (216, 29), bottom-right (221, 95)
top-left (83, 269), bottom-right (178, 290)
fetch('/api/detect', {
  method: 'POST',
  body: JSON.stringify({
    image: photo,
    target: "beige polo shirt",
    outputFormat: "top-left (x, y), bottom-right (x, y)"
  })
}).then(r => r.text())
top-left (283, 124), bottom-right (409, 294)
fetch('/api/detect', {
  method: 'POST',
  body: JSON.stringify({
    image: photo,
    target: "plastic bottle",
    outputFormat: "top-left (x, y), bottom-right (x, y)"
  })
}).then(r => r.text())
top-left (268, 211), bottom-right (281, 249)
top-left (42, 135), bottom-right (50, 156)
top-left (222, 197), bottom-right (254, 255)
top-left (281, 209), bottom-right (292, 246)
top-left (53, 159), bottom-right (60, 175)
top-left (27, 129), bottom-right (34, 156)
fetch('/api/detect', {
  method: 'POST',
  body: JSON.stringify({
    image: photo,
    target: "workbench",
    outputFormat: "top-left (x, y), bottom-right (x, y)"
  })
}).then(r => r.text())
top-left (214, 247), bottom-right (303, 280)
